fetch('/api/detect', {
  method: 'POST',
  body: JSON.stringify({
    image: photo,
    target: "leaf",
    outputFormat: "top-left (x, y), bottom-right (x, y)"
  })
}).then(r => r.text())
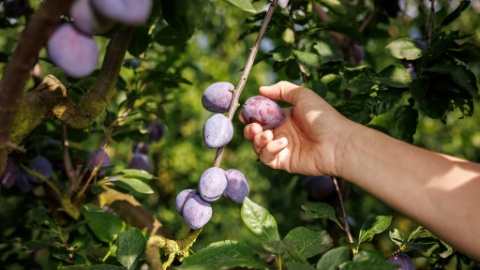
top-left (385, 38), bottom-right (424, 60)
top-left (339, 93), bottom-right (376, 125)
top-left (28, 208), bottom-right (58, 228)
top-left (271, 45), bottom-right (294, 62)
top-left (389, 229), bottom-right (404, 247)
top-left (113, 178), bottom-right (154, 194)
top-left (224, 0), bottom-right (256, 13)
top-left (313, 40), bottom-right (344, 64)
top-left (410, 77), bottom-right (430, 104)
top-left (81, 204), bottom-right (124, 243)
top-left (181, 240), bottom-right (270, 269)
top-left (375, 64), bottom-right (412, 88)
top-left (423, 60), bottom-right (478, 96)
top-left (293, 50), bottom-right (322, 75)
top-left (302, 80), bottom-right (328, 98)
top-left (128, 26), bottom-right (151, 57)
top-left (286, 262), bottom-right (316, 270)
top-left (373, 90), bottom-right (403, 116)
top-left (316, 246), bottom-right (351, 270)
top-left (118, 169), bottom-right (156, 180)
top-left (262, 240), bottom-right (298, 254)
top-left (393, 102), bottom-right (418, 143)
top-left (342, 66), bottom-right (378, 93)
top-left (339, 250), bottom-right (399, 270)
top-left (441, 0), bottom-right (470, 26)
top-left (358, 215), bottom-right (393, 245)
top-left (301, 202), bottom-right (342, 229)
top-left (283, 227), bottom-right (333, 259)
top-left (23, 240), bottom-right (53, 251)
top-left (116, 228), bottom-right (145, 270)
top-left (241, 197), bottom-right (280, 241)
top-left (317, 0), bottom-right (347, 14)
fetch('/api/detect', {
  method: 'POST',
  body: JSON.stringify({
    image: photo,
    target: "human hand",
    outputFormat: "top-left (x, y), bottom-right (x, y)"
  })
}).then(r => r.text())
top-left (242, 81), bottom-right (356, 176)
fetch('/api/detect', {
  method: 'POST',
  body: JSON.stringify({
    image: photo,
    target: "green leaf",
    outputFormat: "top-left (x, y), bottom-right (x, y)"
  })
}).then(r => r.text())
top-left (81, 204), bottom-right (124, 243)
top-left (393, 102), bottom-right (418, 143)
top-left (241, 197), bottom-right (280, 241)
top-left (283, 227), bottom-right (333, 259)
top-left (385, 38), bottom-right (424, 60)
top-left (317, 0), bottom-right (347, 14)
top-left (224, 0), bottom-right (256, 13)
top-left (358, 215), bottom-right (393, 245)
top-left (181, 240), bottom-right (270, 269)
top-left (302, 80), bottom-right (328, 98)
top-left (262, 240), bottom-right (298, 254)
top-left (301, 202), bottom-right (342, 229)
top-left (155, 26), bottom-right (193, 46)
top-left (128, 26), bottom-right (151, 57)
top-left (342, 66), bottom-right (378, 93)
top-left (339, 250), bottom-right (399, 270)
top-left (423, 60), bottom-right (478, 97)
top-left (293, 50), bottom-right (322, 75)
top-left (271, 45), bottom-right (294, 62)
top-left (313, 40), bottom-right (344, 64)
top-left (375, 64), bottom-right (412, 88)
top-left (441, 0), bottom-right (470, 26)
top-left (339, 93), bottom-right (376, 125)
top-left (389, 229), bottom-right (404, 247)
top-left (409, 77), bottom-right (429, 104)
top-left (23, 240), bottom-right (53, 251)
top-left (113, 178), bottom-right (154, 194)
top-left (373, 90), bottom-right (403, 116)
top-left (316, 246), bottom-right (351, 270)
top-left (118, 169), bottom-right (156, 180)
top-left (116, 228), bottom-right (145, 270)
top-left (286, 262), bottom-right (316, 270)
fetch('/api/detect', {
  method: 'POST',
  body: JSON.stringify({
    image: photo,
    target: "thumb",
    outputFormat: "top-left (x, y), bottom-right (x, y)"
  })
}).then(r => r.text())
top-left (259, 81), bottom-right (314, 105)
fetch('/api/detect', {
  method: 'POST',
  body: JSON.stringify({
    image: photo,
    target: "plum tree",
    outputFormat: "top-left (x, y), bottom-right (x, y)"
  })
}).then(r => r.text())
top-left (91, 0), bottom-right (153, 26)
top-left (201, 82), bottom-right (234, 113)
top-left (223, 169), bottom-right (249, 204)
top-left (27, 156), bottom-right (53, 183)
top-left (47, 23), bottom-right (99, 78)
top-left (127, 153), bottom-right (152, 173)
top-left (203, 113), bottom-right (234, 148)
top-left (175, 189), bottom-right (198, 214)
top-left (70, 0), bottom-right (115, 35)
top-left (387, 252), bottom-right (415, 270)
top-left (242, 95), bottom-right (285, 129)
top-left (0, 157), bottom-right (19, 189)
top-left (302, 175), bottom-right (336, 202)
top-left (198, 167), bottom-right (228, 202)
top-left (182, 195), bottom-right (213, 230)
top-left (86, 148), bottom-right (111, 168)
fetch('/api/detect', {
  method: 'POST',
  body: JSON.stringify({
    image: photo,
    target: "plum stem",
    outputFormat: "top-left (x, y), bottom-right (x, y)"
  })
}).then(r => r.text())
top-left (213, 0), bottom-right (279, 167)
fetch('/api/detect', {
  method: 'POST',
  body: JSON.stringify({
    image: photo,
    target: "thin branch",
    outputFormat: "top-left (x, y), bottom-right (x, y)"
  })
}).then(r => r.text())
top-left (63, 124), bottom-right (77, 189)
top-left (213, 0), bottom-right (279, 167)
top-left (332, 177), bottom-right (354, 244)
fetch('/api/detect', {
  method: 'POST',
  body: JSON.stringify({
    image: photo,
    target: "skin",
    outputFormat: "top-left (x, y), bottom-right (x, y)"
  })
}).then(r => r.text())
top-left (242, 81), bottom-right (480, 260)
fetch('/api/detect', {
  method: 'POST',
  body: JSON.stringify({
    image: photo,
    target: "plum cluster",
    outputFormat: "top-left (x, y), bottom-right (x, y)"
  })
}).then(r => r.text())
top-left (1, 156), bottom-right (53, 193)
top-left (47, 0), bottom-right (153, 78)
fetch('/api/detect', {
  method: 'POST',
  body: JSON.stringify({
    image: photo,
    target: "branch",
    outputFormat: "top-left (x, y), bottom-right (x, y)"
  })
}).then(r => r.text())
top-left (0, 0), bottom-right (74, 175)
top-left (213, 0), bottom-right (279, 167)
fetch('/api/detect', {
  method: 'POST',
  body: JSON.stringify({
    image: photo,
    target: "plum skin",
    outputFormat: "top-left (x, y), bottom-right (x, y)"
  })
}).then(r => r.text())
top-left (303, 175), bottom-right (335, 201)
top-left (201, 82), bottom-right (234, 113)
top-left (86, 148), bottom-right (111, 168)
top-left (242, 95), bottom-right (286, 129)
top-left (182, 195), bottom-right (213, 230)
top-left (175, 189), bottom-right (198, 214)
top-left (224, 169), bottom-right (249, 204)
top-left (198, 167), bottom-right (228, 202)
top-left (70, 0), bottom-right (115, 35)
top-left (387, 252), bottom-right (415, 270)
top-left (203, 114), bottom-right (234, 149)
top-left (127, 153), bottom-right (152, 173)
top-left (27, 156), bottom-right (53, 183)
top-left (91, 0), bottom-right (153, 26)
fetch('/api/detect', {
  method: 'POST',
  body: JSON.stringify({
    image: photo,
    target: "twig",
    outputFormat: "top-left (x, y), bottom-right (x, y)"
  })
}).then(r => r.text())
top-left (62, 124), bottom-right (77, 189)
top-left (428, 0), bottom-right (435, 45)
top-left (332, 177), bottom-right (354, 244)
top-left (213, 0), bottom-right (279, 167)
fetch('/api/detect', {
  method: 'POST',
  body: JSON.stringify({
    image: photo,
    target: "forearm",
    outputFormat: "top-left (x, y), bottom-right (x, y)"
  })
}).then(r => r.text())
top-left (336, 121), bottom-right (480, 259)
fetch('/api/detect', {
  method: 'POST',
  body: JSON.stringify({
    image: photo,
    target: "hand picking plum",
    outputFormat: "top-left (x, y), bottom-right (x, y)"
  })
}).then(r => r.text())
top-left (47, 23), bottom-right (99, 78)
top-left (175, 189), bottom-right (198, 214)
top-left (198, 167), bottom-right (228, 202)
top-left (27, 156), bottom-right (53, 183)
top-left (182, 195), bottom-right (213, 230)
top-left (201, 82), bottom-right (234, 113)
top-left (203, 114), bottom-right (234, 149)
top-left (242, 95), bottom-right (285, 129)
top-left (91, 0), bottom-right (153, 26)
top-left (224, 169), bottom-right (249, 204)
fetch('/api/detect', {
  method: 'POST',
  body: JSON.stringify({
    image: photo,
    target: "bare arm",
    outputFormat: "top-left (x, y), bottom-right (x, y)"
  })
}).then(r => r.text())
top-left (243, 81), bottom-right (480, 260)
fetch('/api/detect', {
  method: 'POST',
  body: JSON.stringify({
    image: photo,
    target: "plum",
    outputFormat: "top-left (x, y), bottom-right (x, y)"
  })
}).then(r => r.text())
top-left (86, 148), bottom-right (111, 168)
top-left (223, 169), bottom-right (249, 204)
top-left (182, 195), bottom-right (212, 230)
top-left (147, 121), bottom-right (165, 143)
top-left (203, 113), bottom-right (234, 149)
top-left (70, 0), bottom-right (115, 35)
top-left (242, 95), bottom-right (285, 129)
top-left (303, 175), bottom-right (335, 201)
top-left (175, 189), bottom-right (198, 214)
top-left (132, 142), bottom-right (149, 155)
top-left (198, 167), bottom-right (228, 202)
top-left (127, 153), bottom-right (152, 173)
top-left (387, 252), bottom-right (415, 270)
top-left (27, 156), bottom-right (53, 183)
top-left (16, 169), bottom-right (34, 193)
top-left (47, 23), bottom-right (99, 78)
top-left (1, 157), bottom-right (20, 189)
top-left (91, 0), bottom-right (153, 26)
top-left (201, 82), bottom-right (234, 113)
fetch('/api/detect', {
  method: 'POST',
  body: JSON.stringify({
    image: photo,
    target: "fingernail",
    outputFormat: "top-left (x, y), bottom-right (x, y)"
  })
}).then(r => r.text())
top-left (278, 138), bottom-right (286, 145)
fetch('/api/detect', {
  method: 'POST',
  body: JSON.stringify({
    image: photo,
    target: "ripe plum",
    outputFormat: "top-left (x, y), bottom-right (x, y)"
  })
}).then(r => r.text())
top-left (242, 95), bottom-right (285, 129)
top-left (1, 157), bottom-right (19, 189)
top-left (16, 169), bottom-right (34, 193)
top-left (203, 114), bottom-right (234, 148)
top-left (387, 252), bottom-right (415, 270)
top-left (47, 23), bottom-right (99, 78)
top-left (147, 121), bottom-right (165, 143)
top-left (132, 142), bottom-right (149, 155)
top-left (91, 0), bottom-right (153, 26)
top-left (303, 175), bottom-right (335, 201)
top-left (70, 0), bottom-right (115, 35)
top-left (223, 169), bottom-right (249, 203)
top-left (86, 148), bottom-right (111, 168)
top-left (198, 167), bottom-right (228, 202)
top-left (201, 82), bottom-right (234, 113)
top-left (175, 189), bottom-right (198, 214)
top-left (127, 153), bottom-right (152, 173)
top-left (182, 195), bottom-right (212, 230)
top-left (27, 156), bottom-right (53, 183)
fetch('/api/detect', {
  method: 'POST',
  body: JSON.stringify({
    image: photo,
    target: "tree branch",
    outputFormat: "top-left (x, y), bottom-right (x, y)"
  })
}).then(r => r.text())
top-left (0, 0), bottom-right (74, 175)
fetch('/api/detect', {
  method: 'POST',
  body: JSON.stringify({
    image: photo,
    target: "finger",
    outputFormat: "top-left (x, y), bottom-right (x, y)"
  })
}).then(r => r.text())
top-left (259, 137), bottom-right (288, 164)
top-left (259, 81), bottom-right (315, 105)
top-left (252, 130), bottom-right (273, 155)
top-left (243, 123), bottom-right (263, 141)
top-left (239, 111), bottom-right (246, 123)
